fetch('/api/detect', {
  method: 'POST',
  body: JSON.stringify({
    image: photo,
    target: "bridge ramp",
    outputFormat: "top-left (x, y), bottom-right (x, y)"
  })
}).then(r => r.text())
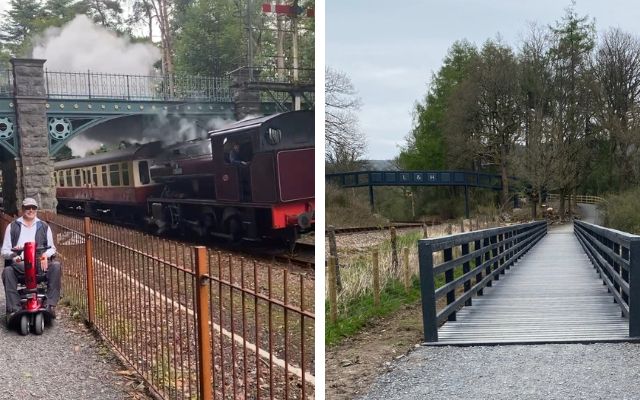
top-left (437, 223), bottom-right (628, 345)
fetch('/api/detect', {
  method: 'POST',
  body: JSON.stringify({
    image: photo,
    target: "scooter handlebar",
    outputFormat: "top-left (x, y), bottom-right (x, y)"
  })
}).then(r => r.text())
top-left (11, 245), bottom-right (51, 255)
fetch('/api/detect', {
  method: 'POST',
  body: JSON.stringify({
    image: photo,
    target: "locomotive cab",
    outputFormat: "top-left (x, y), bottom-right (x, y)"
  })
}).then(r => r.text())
top-left (210, 110), bottom-right (315, 241)
top-left (145, 111), bottom-right (314, 243)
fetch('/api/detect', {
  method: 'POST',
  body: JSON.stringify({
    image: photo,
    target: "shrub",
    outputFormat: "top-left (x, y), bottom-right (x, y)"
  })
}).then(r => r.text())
top-left (603, 189), bottom-right (640, 234)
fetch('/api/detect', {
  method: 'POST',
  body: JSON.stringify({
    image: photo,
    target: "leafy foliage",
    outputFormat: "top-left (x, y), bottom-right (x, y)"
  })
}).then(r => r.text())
top-left (395, 4), bottom-right (640, 222)
top-left (602, 189), bottom-right (640, 234)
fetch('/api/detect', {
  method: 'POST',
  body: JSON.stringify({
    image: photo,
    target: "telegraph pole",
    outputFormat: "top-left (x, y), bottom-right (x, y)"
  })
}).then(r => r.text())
top-left (292, 0), bottom-right (300, 110)
top-left (247, 0), bottom-right (254, 81)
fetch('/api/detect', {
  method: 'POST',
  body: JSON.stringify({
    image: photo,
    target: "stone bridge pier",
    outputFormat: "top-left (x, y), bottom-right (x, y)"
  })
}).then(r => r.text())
top-left (3, 58), bottom-right (55, 214)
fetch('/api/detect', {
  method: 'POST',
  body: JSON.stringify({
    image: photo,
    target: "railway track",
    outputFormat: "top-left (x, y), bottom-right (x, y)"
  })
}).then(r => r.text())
top-left (327, 222), bottom-right (431, 235)
top-left (58, 210), bottom-right (315, 268)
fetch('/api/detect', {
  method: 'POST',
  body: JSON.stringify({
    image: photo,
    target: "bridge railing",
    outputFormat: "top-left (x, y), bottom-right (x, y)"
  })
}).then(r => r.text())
top-left (548, 193), bottom-right (606, 205)
top-left (418, 220), bottom-right (547, 342)
top-left (0, 70), bottom-right (12, 97)
top-left (43, 70), bottom-right (233, 102)
top-left (574, 220), bottom-right (640, 337)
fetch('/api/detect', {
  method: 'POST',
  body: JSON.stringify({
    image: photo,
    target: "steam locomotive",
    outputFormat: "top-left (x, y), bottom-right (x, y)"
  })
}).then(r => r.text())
top-left (54, 111), bottom-right (315, 243)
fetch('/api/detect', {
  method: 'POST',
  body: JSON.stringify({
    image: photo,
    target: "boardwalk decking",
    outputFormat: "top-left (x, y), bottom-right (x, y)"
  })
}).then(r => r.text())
top-left (436, 223), bottom-right (629, 345)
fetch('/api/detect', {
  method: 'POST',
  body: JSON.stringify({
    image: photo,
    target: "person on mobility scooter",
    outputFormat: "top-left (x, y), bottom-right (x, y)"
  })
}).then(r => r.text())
top-left (1, 198), bottom-right (61, 328)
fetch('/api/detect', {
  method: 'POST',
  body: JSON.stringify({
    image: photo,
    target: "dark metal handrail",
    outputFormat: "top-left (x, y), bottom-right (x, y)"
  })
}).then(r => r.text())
top-left (418, 220), bottom-right (547, 342)
top-left (44, 70), bottom-right (232, 101)
top-left (574, 220), bottom-right (640, 336)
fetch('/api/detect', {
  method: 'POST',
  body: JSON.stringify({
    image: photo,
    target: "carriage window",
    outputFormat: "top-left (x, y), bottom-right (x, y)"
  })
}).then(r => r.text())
top-left (53, 172), bottom-right (57, 185)
top-left (109, 164), bottom-right (120, 186)
top-left (81, 170), bottom-right (86, 185)
top-left (74, 169), bottom-right (81, 186)
top-left (58, 171), bottom-right (64, 187)
top-left (92, 167), bottom-right (98, 185)
top-left (121, 162), bottom-right (130, 186)
top-left (138, 161), bottom-right (150, 185)
top-left (65, 170), bottom-right (72, 187)
top-left (101, 166), bottom-right (107, 187)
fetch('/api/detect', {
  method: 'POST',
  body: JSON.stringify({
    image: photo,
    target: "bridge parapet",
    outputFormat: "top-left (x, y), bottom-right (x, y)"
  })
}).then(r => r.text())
top-left (418, 220), bottom-right (548, 342)
top-left (574, 220), bottom-right (640, 337)
top-left (0, 69), bottom-right (232, 101)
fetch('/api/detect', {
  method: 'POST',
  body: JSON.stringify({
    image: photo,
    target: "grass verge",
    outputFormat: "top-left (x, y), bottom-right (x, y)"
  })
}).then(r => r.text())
top-left (326, 265), bottom-right (464, 346)
top-left (325, 278), bottom-right (422, 346)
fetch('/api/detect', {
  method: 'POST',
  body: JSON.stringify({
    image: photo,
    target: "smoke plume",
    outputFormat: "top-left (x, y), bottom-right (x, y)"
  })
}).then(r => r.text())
top-left (32, 15), bottom-right (160, 74)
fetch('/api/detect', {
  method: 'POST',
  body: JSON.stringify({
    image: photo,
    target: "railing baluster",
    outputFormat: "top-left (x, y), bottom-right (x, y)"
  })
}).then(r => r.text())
top-left (444, 247), bottom-right (455, 321)
top-left (418, 221), bottom-right (547, 342)
top-left (418, 241), bottom-right (437, 342)
top-left (462, 242), bottom-right (471, 306)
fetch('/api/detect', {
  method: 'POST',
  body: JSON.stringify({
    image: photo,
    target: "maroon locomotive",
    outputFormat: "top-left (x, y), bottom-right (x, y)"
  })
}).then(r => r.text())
top-left (54, 110), bottom-right (315, 243)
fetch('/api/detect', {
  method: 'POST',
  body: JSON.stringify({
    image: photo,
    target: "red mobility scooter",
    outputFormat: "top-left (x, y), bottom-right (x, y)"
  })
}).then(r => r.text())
top-left (7, 241), bottom-right (54, 335)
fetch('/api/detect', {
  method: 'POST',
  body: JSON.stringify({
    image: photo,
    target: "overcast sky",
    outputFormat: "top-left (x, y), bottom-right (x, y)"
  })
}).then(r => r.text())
top-left (327, 0), bottom-right (640, 160)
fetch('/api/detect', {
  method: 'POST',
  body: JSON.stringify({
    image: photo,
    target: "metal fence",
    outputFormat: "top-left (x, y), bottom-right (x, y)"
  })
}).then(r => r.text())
top-left (574, 220), bottom-right (640, 337)
top-left (0, 70), bottom-right (12, 97)
top-left (547, 193), bottom-right (606, 205)
top-left (43, 71), bottom-right (233, 102)
top-left (0, 212), bottom-right (314, 399)
top-left (418, 220), bottom-right (548, 342)
top-left (229, 66), bottom-right (314, 86)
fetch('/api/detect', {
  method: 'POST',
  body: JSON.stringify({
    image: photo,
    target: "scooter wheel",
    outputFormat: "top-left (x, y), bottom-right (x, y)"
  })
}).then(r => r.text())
top-left (19, 315), bottom-right (29, 336)
top-left (33, 313), bottom-right (44, 335)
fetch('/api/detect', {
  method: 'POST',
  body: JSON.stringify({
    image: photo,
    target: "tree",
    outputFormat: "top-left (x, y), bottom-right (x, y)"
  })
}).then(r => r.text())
top-left (399, 41), bottom-right (477, 171)
top-left (0, 0), bottom-right (45, 56)
top-left (83, 0), bottom-right (125, 29)
top-left (547, 4), bottom-right (596, 217)
top-left (325, 66), bottom-right (366, 171)
top-left (592, 28), bottom-right (640, 191)
top-left (515, 24), bottom-right (556, 218)
top-left (174, 0), bottom-right (245, 76)
top-left (445, 39), bottom-right (522, 204)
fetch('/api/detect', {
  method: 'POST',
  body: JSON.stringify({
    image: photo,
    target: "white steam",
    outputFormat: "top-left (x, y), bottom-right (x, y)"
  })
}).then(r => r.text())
top-left (34, 15), bottom-right (262, 158)
top-left (33, 15), bottom-right (160, 74)
top-left (67, 115), bottom-right (240, 157)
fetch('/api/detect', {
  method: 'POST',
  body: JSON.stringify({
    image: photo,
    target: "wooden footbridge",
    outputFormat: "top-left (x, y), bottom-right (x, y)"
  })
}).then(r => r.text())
top-left (419, 206), bottom-right (640, 345)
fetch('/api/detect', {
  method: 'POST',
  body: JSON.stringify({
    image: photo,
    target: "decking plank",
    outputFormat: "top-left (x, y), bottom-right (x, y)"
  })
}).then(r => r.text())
top-left (436, 223), bottom-right (629, 345)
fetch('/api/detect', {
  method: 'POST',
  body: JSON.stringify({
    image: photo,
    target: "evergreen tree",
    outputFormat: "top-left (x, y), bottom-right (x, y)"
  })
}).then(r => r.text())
top-left (398, 41), bottom-right (478, 170)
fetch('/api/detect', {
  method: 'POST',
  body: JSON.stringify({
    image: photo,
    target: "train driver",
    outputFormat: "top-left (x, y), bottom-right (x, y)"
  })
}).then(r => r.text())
top-left (229, 142), bottom-right (248, 166)
top-left (1, 198), bottom-right (62, 320)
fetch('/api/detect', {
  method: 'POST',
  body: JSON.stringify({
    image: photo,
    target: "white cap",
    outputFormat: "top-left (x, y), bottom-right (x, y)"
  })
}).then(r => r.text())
top-left (22, 198), bottom-right (38, 208)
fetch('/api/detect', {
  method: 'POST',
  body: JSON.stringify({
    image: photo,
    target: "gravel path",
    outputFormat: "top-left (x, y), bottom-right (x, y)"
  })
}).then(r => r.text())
top-left (0, 286), bottom-right (136, 399)
top-left (362, 343), bottom-right (640, 399)
top-left (578, 203), bottom-right (603, 225)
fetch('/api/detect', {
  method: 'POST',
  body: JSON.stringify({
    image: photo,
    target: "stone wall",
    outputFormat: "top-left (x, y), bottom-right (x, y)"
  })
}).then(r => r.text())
top-left (230, 68), bottom-right (261, 120)
top-left (11, 59), bottom-right (56, 212)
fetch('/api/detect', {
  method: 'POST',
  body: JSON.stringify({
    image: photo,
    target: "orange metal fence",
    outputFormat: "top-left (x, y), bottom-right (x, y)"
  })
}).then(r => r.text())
top-left (0, 212), bottom-right (314, 399)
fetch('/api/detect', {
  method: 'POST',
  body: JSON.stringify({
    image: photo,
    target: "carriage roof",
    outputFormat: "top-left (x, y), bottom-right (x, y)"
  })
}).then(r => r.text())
top-left (54, 141), bottom-right (164, 170)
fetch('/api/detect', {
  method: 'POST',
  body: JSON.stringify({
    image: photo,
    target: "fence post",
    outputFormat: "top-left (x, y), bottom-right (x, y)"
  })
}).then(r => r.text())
top-left (83, 217), bottom-right (95, 325)
top-left (372, 249), bottom-right (380, 307)
top-left (422, 223), bottom-right (428, 238)
top-left (418, 241), bottom-right (437, 342)
top-left (403, 246), bottom-right (410, 291)
top-left (390, 226), bottom-right (398, 272)
top-left (87, 70), bottom-right (92, 99)
top-left (328, 256), bottom-right (338, 324)
top-left (194, 246), bottom-right (213, 400)
top-left (327, 226), bottom-right (342, 291)
top-left (629, 240), bottom-right (640, 337)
